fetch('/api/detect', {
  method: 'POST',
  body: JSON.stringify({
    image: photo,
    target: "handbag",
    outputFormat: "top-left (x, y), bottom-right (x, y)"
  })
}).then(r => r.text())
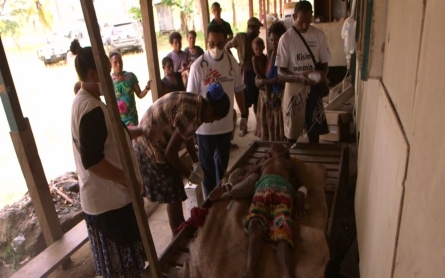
top-left (292, 27), bottom-right (330, 98)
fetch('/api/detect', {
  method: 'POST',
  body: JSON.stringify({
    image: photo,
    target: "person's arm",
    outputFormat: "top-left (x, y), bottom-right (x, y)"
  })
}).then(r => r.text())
top-left (79, 107), bottom-right (127, 186)
top-left (227, 23), bottom-right (234, 41)
top-left (164, 130), bottom-right (192, 178)
top-left (126, 126), bottom-right (144, 139)
top-left (185, 137), bottom-right (199, 164)
top-left (134, 80), bottom-right (151, 98)
top-left (278, 67), bottom-right (315, 85)
top-left (225, 35), bottom-right (238, 52)
top-left (289, 160), bottom-right (307, 219)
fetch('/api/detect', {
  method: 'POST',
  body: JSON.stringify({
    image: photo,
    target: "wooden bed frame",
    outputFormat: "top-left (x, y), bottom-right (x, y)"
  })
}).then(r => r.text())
top-left (155, 141), bottom-right (349, 277)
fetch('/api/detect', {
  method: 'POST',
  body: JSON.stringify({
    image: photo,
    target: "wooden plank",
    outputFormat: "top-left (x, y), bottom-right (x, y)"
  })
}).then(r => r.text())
top-left (9, 120), bottom-right (64, 247)
top-left (11, 221), bottom-right (88, 278)
top-left (327, 170), bottom-right (339, 178)
top-left (200, 0), bottom-right (210, 42)
top-left (79, 1), bottom-right (161, 277)
top-left (247, 153), bottom-right (341, 164)
top-left (159, 226), bottom-right (195, 263)
top-left (166, 251), bottom-right (189, 267)
top-left (324, 84), bottom-right (354, 110)
top-left (140, 0), bottom-right (163, 101)
top-left (1, 39), bottom-right (64, 250)
top-left (0, 38), bottom-right (26, 132)
top-left (326, 144), bottom-right (347, 237)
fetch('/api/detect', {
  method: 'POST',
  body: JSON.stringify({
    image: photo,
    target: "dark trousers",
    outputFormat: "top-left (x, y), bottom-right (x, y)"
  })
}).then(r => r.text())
top-left (196, 132), bottom-right (232, 197)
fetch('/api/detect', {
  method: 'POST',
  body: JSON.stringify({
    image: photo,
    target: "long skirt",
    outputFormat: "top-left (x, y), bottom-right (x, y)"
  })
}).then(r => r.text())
top-left (84, 203), bottom-right (146, 278)
top-left (256, 89), bottom-right (285, 141)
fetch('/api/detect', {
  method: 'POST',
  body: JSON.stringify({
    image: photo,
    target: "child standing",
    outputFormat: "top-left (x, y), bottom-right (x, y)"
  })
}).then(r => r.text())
top-left (252, 37), bottom-right (268, 94)
top-left (161, 56), bottom-right (186, 96)
top-left (167, 32), bottom-right (191, 88)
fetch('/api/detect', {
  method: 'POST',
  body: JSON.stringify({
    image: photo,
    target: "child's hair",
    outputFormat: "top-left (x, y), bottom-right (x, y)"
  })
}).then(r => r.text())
top-left (74, 81), bottom-right (81, 95)
top-left (162, 56), bottom-right (174, 68)
top-left (211, 2), bottom-right (221, 9)
top-left (187, 30), bottom-right (197, 38)
top-left (252, 37), bottom-right (265, 48)
top-left (109, 51), bottom-right (121, 60)
top-left (169, 32), bottom-right (182, 44)
top-left (70, 39), bottom-right (82, 55)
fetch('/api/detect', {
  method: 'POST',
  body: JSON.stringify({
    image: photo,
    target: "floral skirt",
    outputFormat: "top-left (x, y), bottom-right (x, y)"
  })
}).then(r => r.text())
top-left (84, 203), bottom-right (146, 278)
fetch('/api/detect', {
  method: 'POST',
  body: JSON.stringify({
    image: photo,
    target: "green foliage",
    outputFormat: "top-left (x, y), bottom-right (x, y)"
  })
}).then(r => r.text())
top-left (128, 6), bottom-right (142, 21)
top-left (161, 0), bottom-right (194, 15)
top-left (0, 19), bottom-right (20, 36)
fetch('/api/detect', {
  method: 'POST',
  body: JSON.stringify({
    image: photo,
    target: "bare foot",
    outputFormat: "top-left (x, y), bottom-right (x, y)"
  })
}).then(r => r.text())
top-left (209, 186), bottom-right (225, 201)
top-left (239, 129), bottom-right (247, 137)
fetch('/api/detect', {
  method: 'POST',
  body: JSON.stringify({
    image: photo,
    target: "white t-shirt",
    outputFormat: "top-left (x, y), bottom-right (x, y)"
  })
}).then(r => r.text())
top-left (275, 25), bottom-right (331, 73)
top-left (71, 89), bottom-right (142, 215)
top-left (187, 51), bottom-right (245, 135)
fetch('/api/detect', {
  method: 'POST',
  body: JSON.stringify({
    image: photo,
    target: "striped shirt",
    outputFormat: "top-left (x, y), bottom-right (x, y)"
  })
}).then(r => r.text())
top-left (136, 92), bottom-right (203, 163)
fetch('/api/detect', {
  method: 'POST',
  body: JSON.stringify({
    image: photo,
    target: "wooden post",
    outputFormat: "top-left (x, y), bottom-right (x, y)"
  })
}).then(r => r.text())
top-left (0, 37), bottom-right (64, 248)
top-left (279, 0), bottom-right (282, 17)
top-left (139, 0), bottom-right (163, 101)
top-left (78, 1), bottom-right (162, 277)
top-left (274, 0), bottom-right (277, 15)
top-left (249, 0), bottom-right (254, 18)
top-left (200, 0), bottom-right (210, 45)
top-left (266, 0), bottom-right (270, 15)
top-left (259, 0), bottom-right (263, 22)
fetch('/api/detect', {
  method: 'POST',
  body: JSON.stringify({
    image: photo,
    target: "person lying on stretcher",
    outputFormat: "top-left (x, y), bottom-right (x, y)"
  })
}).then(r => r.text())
top-left (209, 143), bottom-right (308, 278)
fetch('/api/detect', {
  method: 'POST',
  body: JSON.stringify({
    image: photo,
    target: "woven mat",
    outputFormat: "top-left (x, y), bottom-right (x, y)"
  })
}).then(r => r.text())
top-left (181, 160), bottom-right (329, 278)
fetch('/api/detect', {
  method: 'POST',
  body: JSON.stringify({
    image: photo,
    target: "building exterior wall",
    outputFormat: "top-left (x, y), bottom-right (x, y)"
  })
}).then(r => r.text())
top-left (355, 0), bottom-right (445, 277)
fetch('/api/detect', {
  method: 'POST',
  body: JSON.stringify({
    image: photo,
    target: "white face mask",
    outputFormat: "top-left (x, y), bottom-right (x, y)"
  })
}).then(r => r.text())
top-left (208, 47), bottom-right (224, 60)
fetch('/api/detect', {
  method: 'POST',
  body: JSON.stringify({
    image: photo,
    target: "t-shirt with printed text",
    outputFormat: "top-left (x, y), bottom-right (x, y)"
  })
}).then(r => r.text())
top-left (187, 51), bottom-right (245, 135)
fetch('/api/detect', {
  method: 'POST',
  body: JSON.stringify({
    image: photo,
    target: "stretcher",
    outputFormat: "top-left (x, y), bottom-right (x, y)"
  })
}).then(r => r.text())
top-left (156, 141), bottom-right (348, 277)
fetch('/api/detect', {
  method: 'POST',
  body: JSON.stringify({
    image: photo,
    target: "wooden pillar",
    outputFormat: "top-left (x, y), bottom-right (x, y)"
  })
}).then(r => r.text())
top-left (200, 0), bottom-right (210, 45)
top-left (139, 0), bottom-right (163, 101)
top-left (259, 0), bottom-right (263, 22)
top-left (0, 38), bottom-right (64, 248)
top-left (266, 0), bottom-right (270, 15)
top-left (273, 0), bottom-right (277, 15)
top-left (79, 1), bottom-right (161, 277)
top-left (249, 0), bottom-right (253, 18)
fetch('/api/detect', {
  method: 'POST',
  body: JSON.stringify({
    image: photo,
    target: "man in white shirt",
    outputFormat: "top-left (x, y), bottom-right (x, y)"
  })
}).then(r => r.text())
top-left (275, 0), bottom-right (331, 144)
top-left (187, 24), bottom-right (248, 197)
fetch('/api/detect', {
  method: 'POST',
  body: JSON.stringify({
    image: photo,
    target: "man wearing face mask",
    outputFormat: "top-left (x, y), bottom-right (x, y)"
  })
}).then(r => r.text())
top-left (187, 24), bottom-right (247, 198)
top-left (225, 17), bottom-right (262, 137)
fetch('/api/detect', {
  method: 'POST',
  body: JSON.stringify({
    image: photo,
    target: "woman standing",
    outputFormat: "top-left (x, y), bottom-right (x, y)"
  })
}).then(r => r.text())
top-left (109, 51), bottom-right (151, 126)
top-left (134, 83), bottom-right (230, 236)
top-left (184, 30), bottom-right (205, 63)
top-left (255, 22), bottom-right (287, 141)
top-left (70, 44), bottom-right (146, 277)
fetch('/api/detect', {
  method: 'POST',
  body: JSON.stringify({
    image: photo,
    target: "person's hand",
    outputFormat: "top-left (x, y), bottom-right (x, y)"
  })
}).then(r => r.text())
top-left (193, 162), bottom-right (204, 177)
top-left (239, 118), bottom-right (248, 137)
top-left (145, 80), bottom-right (152, 90)
top-left (209, 186), bottom-right (226, 201)
top-left (255, 77), bottom-right (264, 88)
top-left (295, 191), bottom-right (308, 219)
top-left (301, 71), bottom-right (317, 86)
top-left (187, 171), bottom-right (203, 185)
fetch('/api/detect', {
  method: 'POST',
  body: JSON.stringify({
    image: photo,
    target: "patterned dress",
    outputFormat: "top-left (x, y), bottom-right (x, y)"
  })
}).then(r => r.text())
top-left (256, 49), bottom-right (285, 141)
top-left (112, 71), bottom-right (139, 126)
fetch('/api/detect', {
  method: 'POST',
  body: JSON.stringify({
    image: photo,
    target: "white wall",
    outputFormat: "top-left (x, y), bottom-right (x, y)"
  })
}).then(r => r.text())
top-left (355, 0), bottom-right (445, 277)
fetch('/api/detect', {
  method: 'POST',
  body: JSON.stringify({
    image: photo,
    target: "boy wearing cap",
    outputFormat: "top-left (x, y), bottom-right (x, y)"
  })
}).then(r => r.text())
top-left (225, 17), bottom-right (263, 136)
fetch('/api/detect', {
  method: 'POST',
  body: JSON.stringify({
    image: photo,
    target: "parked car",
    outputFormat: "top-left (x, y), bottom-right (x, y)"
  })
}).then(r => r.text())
top-left (37, 36), bottom-right (69, 66)
top-left (109, 21), bottom-right (144, 52)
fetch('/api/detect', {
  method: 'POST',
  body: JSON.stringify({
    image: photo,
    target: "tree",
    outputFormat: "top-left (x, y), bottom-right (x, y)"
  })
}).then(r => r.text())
top-left (0, 0), bottom-right (53, 35)
top-left (128, 6), bottom-right (142, 21)
top-left (231, 0), bottom-right (236, 28)
top-left (161, 0), bottom-right (194, 33)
